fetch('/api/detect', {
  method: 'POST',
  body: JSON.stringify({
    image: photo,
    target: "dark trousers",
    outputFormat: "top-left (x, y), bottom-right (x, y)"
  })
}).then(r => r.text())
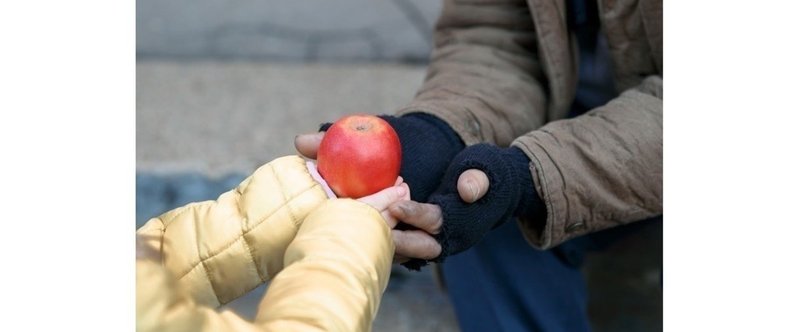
top-left (441, 217), bottom-right (662, 332)
top-left (440, 4), bottom-right (663, 328)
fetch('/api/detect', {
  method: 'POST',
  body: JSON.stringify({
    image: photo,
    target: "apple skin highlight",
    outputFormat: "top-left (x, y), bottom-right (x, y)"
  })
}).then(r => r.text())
top-left (317, 115), bottom-right (402, 198)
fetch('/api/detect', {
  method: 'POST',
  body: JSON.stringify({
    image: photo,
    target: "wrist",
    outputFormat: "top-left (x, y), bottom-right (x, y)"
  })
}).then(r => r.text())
top-left (381, 113), bottom-right (465, 160)
top-left (400, 113), bottom-right (465, 154)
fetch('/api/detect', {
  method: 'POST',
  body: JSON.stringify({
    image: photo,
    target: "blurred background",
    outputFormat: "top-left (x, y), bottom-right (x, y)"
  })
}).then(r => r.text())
top-left (136, 0), bottom-right (662, 331)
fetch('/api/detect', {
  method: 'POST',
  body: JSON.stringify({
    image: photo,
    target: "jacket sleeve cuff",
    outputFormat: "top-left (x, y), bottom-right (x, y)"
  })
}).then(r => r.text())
top-left (511, 139), bottom-right (571, 250)
top-left (143, 155), bottom-right (330, 307)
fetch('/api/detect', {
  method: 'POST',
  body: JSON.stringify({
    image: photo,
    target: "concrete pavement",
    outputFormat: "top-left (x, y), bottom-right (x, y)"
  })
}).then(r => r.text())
top-left (137, 61), bottom-right (428, 175)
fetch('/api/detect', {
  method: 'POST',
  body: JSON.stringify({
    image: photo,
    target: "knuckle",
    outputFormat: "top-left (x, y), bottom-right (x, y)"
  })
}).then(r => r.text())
top-left (424, 206), bottom-right (443, 232)
top-left (403, 202), bottom-right (419, 216)
top-left (431, 217), bottom-right (443, 234)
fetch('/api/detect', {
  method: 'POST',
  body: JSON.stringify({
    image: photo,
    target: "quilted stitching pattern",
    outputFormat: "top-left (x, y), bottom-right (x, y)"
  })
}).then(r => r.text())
top-left (136, 194), bottom-right (395, 332)
top-left (151, 156), bottom-right (328, 306)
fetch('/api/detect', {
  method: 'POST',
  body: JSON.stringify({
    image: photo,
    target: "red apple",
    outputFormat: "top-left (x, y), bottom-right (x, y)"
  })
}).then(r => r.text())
top-left (317, 114), bottom-right (402, 198)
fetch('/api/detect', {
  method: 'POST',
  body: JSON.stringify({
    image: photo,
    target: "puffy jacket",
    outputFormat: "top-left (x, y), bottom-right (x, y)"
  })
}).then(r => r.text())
top-left (396, 0), bottom-right (662, 249)
top-left (136, 155), bottom-right (394, 332)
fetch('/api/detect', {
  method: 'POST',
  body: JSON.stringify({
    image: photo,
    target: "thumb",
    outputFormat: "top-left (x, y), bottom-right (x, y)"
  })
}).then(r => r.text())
top-left (457, 169), bottom-right (490, 203)
top-left (294, 132), bottom-right (325, 159)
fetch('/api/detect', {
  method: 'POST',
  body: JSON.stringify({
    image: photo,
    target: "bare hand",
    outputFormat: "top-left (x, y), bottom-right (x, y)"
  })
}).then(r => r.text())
top-left (387, 200), bottom-right (442, 262)
top-left (357, 177), bottom-right (410, 228)
top-left (386, 169), bottom-right (489, 263)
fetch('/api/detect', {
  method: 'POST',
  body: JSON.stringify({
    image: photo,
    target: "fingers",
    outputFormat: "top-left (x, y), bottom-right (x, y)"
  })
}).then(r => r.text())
top-left (388, 201), bottom-right (442, 234)
top-left (294, 132), bottom-right (325, 159)
top-left (392, 229), bottom-right (442, 260)
top-left (387, 199), bottom-right (441, 262)
top-left (358, 184), bottom-right (409, 228)
top-left (457, 169), bottom-right (490, 203)
top-left (358, 184), bottom-right (408, 212)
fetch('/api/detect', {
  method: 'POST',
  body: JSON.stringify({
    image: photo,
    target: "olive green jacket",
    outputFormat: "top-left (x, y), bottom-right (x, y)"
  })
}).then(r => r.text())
top-left (398, 0), bottom-right (662, 249)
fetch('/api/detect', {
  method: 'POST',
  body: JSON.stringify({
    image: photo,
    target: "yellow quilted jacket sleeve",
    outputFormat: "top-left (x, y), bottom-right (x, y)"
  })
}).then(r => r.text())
top-left (255, 199), bottom-right (394, 331)
top-left (136, 155), bottom-right (394, 332)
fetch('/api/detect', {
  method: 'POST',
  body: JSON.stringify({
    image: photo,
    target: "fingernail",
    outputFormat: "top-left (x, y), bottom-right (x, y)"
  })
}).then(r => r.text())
top-left (465, 180), bottom-right (478, 201)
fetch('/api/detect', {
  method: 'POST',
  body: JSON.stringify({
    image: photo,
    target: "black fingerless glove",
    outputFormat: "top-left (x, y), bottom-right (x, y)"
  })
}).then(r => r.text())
top-left (321, 113), bottom-right (465, 202)
top-left (403, 144), bottom-right (546, 270)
